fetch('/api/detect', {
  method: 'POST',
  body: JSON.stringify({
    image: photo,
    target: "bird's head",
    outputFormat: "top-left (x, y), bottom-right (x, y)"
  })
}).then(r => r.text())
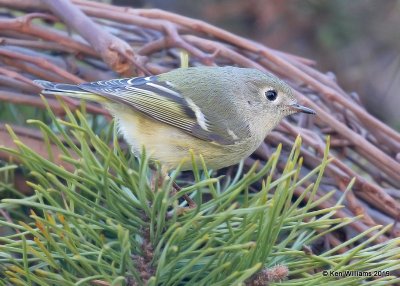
top-left (241, 68), bottom-right (315, 130)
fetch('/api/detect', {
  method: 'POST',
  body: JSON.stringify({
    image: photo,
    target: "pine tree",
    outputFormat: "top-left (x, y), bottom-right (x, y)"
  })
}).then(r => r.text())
top-left (0, 101), bottom-right (399, 285)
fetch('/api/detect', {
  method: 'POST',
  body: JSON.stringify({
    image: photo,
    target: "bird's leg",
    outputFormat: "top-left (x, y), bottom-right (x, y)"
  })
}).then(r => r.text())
top-left (158, 167), bottom-right (196, 209)
top-left (171, 181), bottom-right (197, 209)
top-left (150, 169), bottom-right (158, 191)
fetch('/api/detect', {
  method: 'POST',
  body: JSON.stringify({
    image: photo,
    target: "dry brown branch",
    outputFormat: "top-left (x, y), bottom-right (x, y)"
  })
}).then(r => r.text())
top-left (0, 91), bottom-right (64, 114)
top-left (0, 123), bottom-right (75, 172)
top-left (0, 14), bottom-right (97, 57)
top-left (40, 0), bottom-right (147, 75)
top-left (0, 0), bottom-right (399, 246)
top-left (0, 48), bottom-right (84, 83)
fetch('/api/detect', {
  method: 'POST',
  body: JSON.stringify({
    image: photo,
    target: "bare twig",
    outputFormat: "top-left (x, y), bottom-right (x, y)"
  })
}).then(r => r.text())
top-left (40, 0), bottom-right (147, 75)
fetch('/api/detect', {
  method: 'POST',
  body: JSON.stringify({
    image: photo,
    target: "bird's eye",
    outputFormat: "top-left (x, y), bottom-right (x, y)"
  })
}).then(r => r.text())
top-left (265, 89), bottom-right (278, 101)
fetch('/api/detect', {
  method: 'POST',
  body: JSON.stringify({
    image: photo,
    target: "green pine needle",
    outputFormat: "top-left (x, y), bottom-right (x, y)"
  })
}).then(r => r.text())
top-left (0, 99), bottom-right (399, 285)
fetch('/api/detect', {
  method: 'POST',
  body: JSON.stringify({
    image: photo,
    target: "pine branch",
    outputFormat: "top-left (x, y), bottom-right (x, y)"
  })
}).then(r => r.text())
top-left (0, 100), bottom-right (399, 285)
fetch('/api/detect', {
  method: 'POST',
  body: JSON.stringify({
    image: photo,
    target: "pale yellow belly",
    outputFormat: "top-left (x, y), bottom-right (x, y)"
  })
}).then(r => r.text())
top-left (109, 105), bottom-right (250, 171)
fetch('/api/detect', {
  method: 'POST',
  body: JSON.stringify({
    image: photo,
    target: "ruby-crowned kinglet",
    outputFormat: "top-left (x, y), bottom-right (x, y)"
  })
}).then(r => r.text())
top-left (35, 66), bottom-right (315, 171)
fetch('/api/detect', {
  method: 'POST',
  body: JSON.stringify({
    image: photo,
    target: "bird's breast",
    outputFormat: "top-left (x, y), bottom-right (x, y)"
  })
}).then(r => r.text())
top-left (109, 105), bottom-right (263, 171)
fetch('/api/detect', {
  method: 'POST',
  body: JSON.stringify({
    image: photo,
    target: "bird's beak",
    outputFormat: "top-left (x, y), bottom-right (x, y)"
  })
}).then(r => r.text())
top-left (290, 103), bottom-right (316, 115)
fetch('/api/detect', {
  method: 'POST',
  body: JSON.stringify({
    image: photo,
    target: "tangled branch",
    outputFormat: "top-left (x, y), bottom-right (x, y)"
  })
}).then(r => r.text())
top-left (0, 0), bottom-right (399, 245)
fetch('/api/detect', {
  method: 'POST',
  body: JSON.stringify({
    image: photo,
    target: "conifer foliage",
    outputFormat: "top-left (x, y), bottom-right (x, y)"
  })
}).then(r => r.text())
top-left (0, 101), bottom-right (399, 285)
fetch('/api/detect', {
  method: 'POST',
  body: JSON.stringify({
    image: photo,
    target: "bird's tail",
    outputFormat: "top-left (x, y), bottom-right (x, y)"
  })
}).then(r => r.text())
top-left (34, 80), bottom-right (107, 102)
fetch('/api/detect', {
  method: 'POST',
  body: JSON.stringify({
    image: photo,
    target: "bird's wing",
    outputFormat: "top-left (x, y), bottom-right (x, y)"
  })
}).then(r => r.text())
top-left (78, 76), bottom-right (240, 145)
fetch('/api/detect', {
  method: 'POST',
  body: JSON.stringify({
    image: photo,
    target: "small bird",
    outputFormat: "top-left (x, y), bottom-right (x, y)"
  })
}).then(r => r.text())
top-left (35, 66), bottom-right (315, 172)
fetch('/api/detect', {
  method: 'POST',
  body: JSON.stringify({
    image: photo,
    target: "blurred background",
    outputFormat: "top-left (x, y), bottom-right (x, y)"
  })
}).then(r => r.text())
top-left (114, 0), bottom-right (400, 130)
